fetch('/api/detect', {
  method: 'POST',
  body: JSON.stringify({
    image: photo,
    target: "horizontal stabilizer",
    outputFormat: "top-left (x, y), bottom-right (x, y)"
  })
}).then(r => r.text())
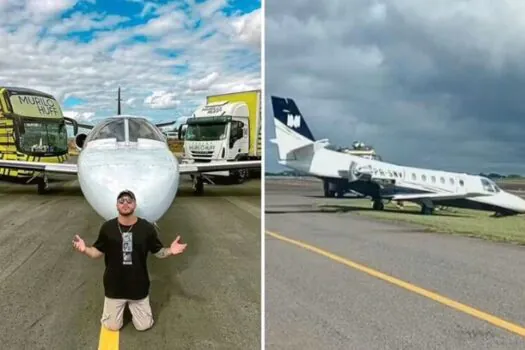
top-left (77, 123), bottom-right (94, 130)
top-left (390, 192), bottom-right (488, 202)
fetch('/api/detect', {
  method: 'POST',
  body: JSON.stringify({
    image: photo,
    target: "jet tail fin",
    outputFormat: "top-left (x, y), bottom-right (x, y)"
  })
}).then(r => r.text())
top-left (271, 96), bottom-right (317, 160)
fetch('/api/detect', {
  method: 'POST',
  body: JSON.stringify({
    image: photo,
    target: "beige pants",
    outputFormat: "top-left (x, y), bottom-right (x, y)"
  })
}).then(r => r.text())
top-left (100, 295), bottom-right (154, 331)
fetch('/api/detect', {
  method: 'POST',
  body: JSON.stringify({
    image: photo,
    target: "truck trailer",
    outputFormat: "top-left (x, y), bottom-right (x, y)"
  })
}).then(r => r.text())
top-left (181, 90), bottom-right (261, 193)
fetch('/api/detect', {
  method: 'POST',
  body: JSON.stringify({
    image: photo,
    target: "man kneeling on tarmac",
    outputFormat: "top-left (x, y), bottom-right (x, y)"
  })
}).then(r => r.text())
top-left (72, 189), bottom-right (187, 331)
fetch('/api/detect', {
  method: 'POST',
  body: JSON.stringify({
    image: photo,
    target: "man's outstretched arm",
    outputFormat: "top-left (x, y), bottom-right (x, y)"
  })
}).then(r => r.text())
top-left (150, 227), bottom-right (186, 258)
top-left (84, 246), bottom-right (104, 259)
top-left (73, 234), bottom-right (104, 259)
top-left (154, 248), bottom-right (172, 259)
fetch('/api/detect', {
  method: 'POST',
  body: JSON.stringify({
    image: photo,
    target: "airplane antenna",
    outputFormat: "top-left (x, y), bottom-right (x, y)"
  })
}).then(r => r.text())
top-left (117, 86), bottom-right (122, 115)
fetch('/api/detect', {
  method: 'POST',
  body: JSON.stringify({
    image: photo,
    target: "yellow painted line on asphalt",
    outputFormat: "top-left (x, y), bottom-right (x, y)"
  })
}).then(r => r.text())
top-left (266, 230), bottom-right (525, 337)
top-left (98, 326), bottom-right (119, 350)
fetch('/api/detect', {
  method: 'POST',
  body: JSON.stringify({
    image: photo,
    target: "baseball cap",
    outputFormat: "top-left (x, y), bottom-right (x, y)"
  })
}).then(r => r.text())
top-left (117, 190), bottom-right (136, 201)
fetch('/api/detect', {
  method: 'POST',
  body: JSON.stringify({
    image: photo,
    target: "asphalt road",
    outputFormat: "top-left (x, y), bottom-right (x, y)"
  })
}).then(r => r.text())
top-left (0, 176), bottom-right (261, 350)
top-left (265, 179), bottom-right (525, 349)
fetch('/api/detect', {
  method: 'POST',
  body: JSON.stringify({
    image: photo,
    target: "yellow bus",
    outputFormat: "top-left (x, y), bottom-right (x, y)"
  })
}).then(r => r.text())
top-left (0, 86), bottom-right (78, 187)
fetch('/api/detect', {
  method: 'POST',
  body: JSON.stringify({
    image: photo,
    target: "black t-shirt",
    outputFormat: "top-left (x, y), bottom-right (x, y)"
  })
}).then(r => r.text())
top-left (92, 217), bottom-right (164, 300)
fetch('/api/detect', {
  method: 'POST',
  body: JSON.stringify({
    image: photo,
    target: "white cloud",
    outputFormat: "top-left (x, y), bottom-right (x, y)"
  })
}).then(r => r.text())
top-left (189, 72), bottom-right (220, 91)
top-left (0, 0), bottom-right (261, 127)
top-left (265, 0), bottom-right (525, 174)
top-left (231, 10), bottom-right (261, 49)
top-left (144, 91), bottom-right (180, 109)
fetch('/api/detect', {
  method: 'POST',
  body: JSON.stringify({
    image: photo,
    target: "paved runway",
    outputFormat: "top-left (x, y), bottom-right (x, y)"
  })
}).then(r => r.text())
top-left (0, 176), bottom-right (261, 350)
top-left (265, 178), bottom-right (525, 349)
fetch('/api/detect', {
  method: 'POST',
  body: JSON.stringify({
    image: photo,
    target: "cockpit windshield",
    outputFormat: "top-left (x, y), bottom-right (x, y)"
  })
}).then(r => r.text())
top-left (83, 117), bottom-right (166, 145)
top-left (85, 118), bottom-right (125, 143)
top-left (128, 118), bottom-right (165, 142)
top-left (481, 177), bottom-right (501, 193)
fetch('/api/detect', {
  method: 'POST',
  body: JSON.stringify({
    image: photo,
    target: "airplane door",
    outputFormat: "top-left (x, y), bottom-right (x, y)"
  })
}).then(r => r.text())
top-left (455, 175), bottom-right (465, 193)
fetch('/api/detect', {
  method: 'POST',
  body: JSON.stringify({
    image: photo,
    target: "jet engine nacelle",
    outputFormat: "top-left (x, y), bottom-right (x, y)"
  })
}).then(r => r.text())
top-left (75, 133), bottom-right (88, 150)
top-left (348, 161), bottom-right (373, 182)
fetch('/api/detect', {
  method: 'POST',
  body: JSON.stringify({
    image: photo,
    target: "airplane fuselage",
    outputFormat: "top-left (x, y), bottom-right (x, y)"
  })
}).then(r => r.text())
top-left (279, 146), bottom-right (525, 215)
top-left (77, 138), bottom-right (180, 222)
top-left (269, 94), bottom-right (525, 217)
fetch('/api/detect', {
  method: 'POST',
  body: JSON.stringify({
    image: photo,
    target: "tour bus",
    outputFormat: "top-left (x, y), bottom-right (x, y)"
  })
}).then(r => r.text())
top-left (0, 86), bottom-right (78, 191)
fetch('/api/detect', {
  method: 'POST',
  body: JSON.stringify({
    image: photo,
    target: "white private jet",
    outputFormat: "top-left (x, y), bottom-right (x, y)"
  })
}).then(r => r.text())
top-left (270, 96), bottom-right (525, 217)
top-left (0, 114), bottom-right (260, 224)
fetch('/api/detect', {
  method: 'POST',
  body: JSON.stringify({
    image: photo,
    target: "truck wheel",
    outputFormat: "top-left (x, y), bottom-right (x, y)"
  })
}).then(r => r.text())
top-left (235, 169), bottom-right (248, 184)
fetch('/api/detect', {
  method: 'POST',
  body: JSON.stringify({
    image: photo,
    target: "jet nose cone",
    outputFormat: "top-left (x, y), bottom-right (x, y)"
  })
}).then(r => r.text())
top-left (503, 192), bottom-right (525, 214)
top-left (513, 194), bottom-right (525, 213)
top-left (78, 150), bottom-right (179, 222)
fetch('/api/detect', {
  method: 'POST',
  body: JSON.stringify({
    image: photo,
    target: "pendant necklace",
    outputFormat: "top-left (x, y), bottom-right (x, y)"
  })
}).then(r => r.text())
top-left (118, 221), bottom-right (134, 235)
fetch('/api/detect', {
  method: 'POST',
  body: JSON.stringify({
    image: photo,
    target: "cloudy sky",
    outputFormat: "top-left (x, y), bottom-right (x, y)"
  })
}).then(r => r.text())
top-left (0, 0), bottom-right (260, 131)
top-left (264, 0), bottom-right (525, 175)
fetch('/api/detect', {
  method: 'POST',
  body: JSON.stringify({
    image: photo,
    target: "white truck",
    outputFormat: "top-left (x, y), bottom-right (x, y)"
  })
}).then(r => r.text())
top-left (180, 90), bottom-right (261, 193)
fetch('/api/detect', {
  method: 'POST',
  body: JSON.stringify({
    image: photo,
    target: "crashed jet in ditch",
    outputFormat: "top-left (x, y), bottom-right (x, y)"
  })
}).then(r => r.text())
top-left (270, 96), bottom-right (525, 216)
top-left (0, 115), bottom-right (260, 223)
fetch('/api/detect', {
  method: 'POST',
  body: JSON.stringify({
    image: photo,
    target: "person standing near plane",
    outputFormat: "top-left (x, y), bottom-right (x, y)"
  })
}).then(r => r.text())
top-left (72, 189), bottom-right (187, 331)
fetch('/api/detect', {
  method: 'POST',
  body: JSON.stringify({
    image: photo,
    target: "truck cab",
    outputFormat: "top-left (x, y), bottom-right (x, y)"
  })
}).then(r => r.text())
top-left (182, 101), bottom-right (250, 182)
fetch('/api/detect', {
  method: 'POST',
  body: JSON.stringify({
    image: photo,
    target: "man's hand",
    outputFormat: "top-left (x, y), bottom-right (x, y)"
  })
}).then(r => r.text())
top-left (72, 235), bottom-right (86, 253)
top-left (170, 235), bottom-right (187, 255)
top-left (73, 234), bottom-right (103, 258)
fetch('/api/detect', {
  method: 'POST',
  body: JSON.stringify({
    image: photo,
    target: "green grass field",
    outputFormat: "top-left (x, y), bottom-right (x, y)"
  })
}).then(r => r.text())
top-left (497, 178), bottom-right (525, 185)
top-left (318, 198), bottom-right (525, 245)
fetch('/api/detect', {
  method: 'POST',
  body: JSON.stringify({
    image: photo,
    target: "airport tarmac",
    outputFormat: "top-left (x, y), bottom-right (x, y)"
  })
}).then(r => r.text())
top-left (0, 175), bottom-right (261, 350)
top-left (265, 178), bottom-right (525, 349)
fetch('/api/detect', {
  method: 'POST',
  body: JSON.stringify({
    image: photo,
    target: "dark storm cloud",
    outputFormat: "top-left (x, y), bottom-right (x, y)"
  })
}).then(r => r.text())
top-left (264, 0), bottom-right (525, 174)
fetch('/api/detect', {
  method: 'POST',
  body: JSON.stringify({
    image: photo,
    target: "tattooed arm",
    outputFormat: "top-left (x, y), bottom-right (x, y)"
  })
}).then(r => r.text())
top-left (154, 248), bottom-right (172, 259)
top-left (149, 222), bottom-right (172, 258)
top-left (148, 222), bottom-right (186, 258)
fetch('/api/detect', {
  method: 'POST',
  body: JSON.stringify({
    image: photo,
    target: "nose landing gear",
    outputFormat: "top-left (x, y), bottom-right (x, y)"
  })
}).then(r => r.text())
top-left (192, 175), bottom-right (204, 195)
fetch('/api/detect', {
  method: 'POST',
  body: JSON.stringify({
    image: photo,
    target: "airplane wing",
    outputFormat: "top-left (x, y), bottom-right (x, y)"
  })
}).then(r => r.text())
top-left (0, 158), bottom-right (260, 176)
top-left (0, 159), bottom-right (77, 174)
top-left (387, 192), bottom-right (488, 202)
top-left (179, 160), bottom-right (261, 174)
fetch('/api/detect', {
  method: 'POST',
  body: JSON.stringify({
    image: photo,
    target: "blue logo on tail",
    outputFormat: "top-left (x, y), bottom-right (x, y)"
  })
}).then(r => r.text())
top-left (271, 96), bottom-right (315, 141)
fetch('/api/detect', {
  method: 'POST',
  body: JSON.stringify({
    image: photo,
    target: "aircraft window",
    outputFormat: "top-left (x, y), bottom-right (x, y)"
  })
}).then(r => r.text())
top-left (412, 173), bottom-right (416, 180)
top-left (450, 178), bottom-right (454, 185)
top-left (85, 118), bottom-right (125, 142)
top-left (128, 118), bottom-right (165, 142)
top-left (431, 176), bottom-right (436, 183)
top-left (488, 179), bottom-right (500, 192)
top-left (422, 174), bottom-right (427, 181)
top-left (440, 177), bottom-right (445, 184)
top-left (459, 179), bottom-right (464, 186)
top-left (481, 178), bottom-right (495, 193)
top-left (481, 178), bottom-right (500, 193)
